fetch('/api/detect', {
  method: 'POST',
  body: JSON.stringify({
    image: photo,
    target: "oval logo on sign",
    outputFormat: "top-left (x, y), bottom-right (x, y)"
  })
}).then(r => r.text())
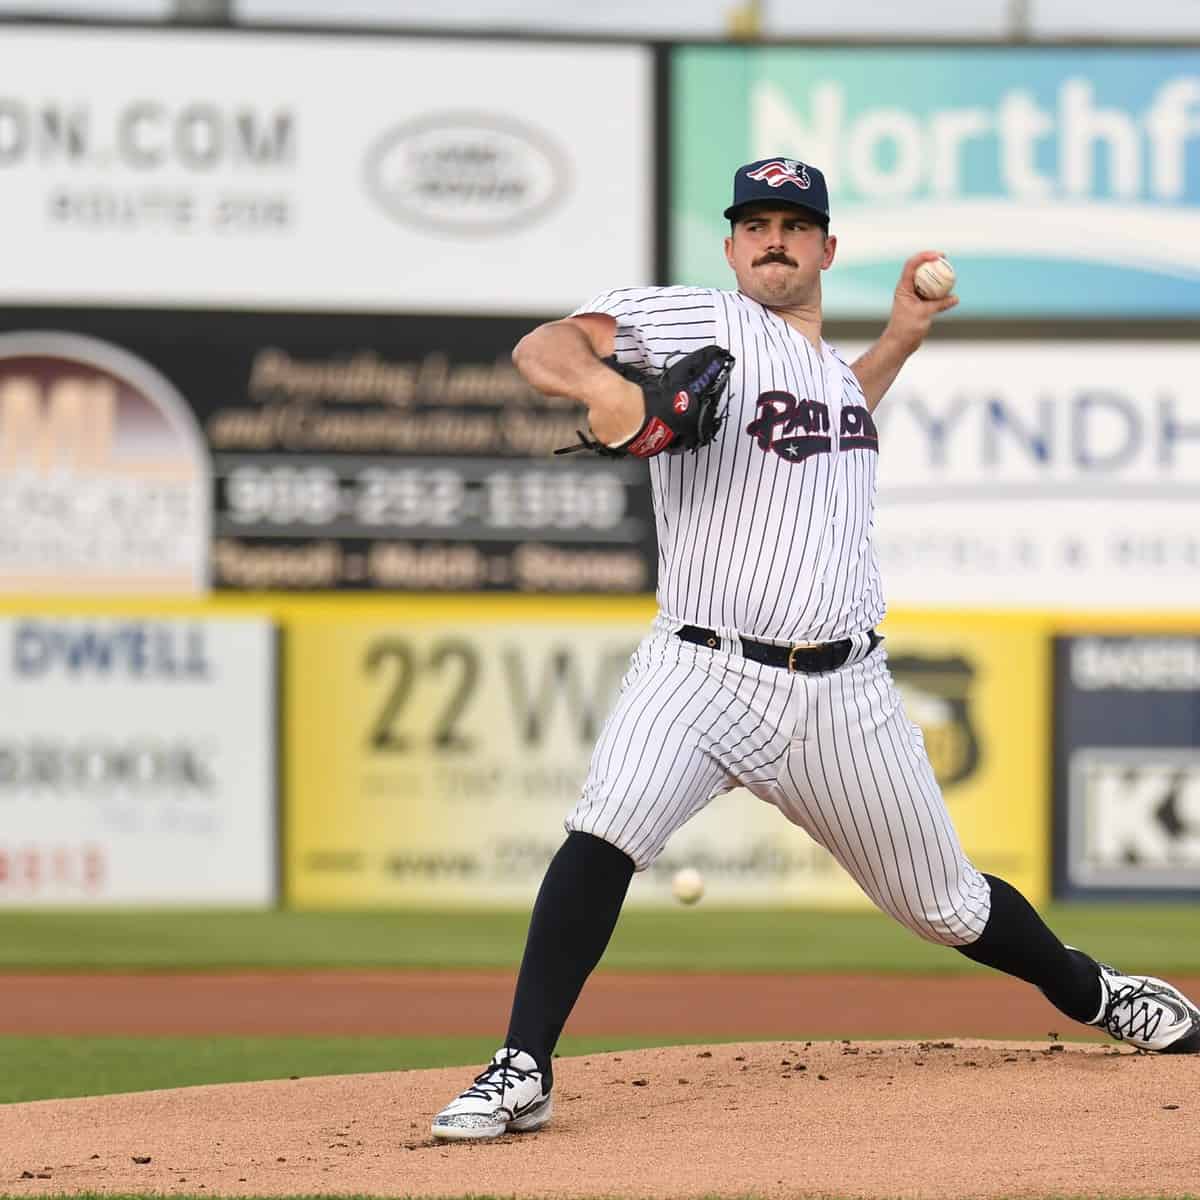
top-left (364, 113), bottom-right (569, 236)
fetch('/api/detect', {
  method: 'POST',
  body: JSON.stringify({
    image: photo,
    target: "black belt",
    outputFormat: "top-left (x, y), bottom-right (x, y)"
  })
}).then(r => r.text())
top-left (676, 625), bottom-right (881, 674)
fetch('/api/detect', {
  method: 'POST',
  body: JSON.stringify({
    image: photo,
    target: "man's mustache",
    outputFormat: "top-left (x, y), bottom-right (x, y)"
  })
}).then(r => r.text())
top-left (753, 252), bottom-right (797, 267)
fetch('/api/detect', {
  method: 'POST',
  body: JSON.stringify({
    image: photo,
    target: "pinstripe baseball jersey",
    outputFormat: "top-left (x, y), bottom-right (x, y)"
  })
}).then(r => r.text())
top-left (574, 286), bottom-right (884, 644)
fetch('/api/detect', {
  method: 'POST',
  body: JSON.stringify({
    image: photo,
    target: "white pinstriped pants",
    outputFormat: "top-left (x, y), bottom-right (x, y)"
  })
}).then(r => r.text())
top-left (566, 618), bottom-right (991, 947)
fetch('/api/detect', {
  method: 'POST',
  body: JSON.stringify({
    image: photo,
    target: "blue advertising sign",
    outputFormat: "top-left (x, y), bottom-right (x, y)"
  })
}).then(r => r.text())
top-left (673, 47), bottom-right (1200, 316)
top-left (1053, 635), bottom-right (1200, 899)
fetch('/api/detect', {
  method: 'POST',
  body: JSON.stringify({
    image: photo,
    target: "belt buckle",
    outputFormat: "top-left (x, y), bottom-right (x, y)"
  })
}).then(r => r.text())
top-left (786, 642), bottom-right (817, 672)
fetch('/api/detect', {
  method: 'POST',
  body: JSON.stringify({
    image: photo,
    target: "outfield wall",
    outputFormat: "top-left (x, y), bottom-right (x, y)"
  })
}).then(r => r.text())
top-left (0, 25), bottom-right (1196, 908)
top-left (0, 595), bottom-right (1194, 908)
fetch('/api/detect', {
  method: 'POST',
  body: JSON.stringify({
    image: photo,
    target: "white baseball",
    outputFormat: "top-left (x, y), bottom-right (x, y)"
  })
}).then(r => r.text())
top-left (913, 257), bottom-right (956, 300)
top-left (671, 867), bottom-right (705, 905)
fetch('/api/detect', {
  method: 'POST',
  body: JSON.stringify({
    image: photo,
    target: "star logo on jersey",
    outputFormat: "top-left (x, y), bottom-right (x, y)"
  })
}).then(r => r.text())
top-left (673, 390), bottom-right (691, 415)
top-left (888, 655), bottom-right (981, 788)
top-left (746, 159), bottom-right (812, 193)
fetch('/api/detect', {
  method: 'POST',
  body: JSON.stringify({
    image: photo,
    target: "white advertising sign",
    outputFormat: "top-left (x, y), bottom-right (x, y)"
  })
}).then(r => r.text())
top-left (0, 615), bottom-right (276, 905)
top-left (853, 341), bottom-right (1200, 610)
top-left (1068, 748), bottom-right (1200, 890)
top-left (0, 28), bottom-right (652, 313)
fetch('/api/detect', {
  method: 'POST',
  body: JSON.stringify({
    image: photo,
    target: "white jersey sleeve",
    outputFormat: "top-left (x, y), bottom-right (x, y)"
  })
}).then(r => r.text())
top-left (570, 286), bottom-right (721, 372)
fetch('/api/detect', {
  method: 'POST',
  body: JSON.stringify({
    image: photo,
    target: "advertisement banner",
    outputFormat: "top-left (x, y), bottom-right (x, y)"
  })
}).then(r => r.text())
top-left (0, 28), bottom-right (651, 313)
top-left (1054, 633), bottom-right (1200, 898)
top-left (287, 602), bottom-right (648, 907)
top-left (286, 602), bottom-right (1047, 907)
top-left (0, 331), bottom-right (210, 593)
top-left (849, 340), bottom-right (1200, 610)
top-left (0, 306), bottom-right (655, 593)
top-left (672, 46), bottom-right (1200, 316)
top-left (881, 616), bottom-right (1049, 899)
top-left (0, 614), bottom-right (276, 905)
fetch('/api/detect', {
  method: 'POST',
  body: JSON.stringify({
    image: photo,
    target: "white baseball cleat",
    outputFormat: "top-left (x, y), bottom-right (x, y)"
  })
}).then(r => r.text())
top-left (431, 1047), bottom-right (553, 1140)
top-left (1090, 963), bottom-right (1200, 1053)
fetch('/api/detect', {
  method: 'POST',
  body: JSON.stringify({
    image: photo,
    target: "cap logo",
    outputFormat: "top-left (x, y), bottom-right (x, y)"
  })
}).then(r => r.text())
top-left (746, 159), bottom-right (811, 192)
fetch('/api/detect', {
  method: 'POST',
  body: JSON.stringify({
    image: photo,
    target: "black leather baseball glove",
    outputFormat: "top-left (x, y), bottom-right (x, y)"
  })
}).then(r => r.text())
top-left (555, 346), bottom-right (736, 459)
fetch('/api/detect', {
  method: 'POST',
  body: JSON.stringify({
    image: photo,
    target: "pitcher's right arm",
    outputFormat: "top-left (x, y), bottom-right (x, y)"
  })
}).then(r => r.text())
top-left (513, 315), bottom-right (643, 447)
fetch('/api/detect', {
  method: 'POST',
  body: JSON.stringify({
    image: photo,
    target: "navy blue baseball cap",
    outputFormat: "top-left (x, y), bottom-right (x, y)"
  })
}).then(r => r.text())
top-left (723, 157), bottom-right (830, 226)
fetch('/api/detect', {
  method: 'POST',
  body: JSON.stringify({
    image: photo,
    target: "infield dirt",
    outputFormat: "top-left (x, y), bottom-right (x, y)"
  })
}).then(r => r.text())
top-left (0, 969), bottom-right (1176, 1039)
top-left (2, 1040), bottom-right (1198, 1199)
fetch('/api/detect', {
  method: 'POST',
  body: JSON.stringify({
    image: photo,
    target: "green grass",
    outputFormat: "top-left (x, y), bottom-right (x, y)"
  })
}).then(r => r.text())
top-left (0, 905), bottom-right (1195, 1112)
top-left (0, 1033), bottom-right (732, 1105)
top-left (0, 905), bottom-right (1195, 973)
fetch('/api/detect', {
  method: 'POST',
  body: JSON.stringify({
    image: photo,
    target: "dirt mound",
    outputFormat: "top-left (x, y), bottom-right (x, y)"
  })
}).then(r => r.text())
top-left (2, 1040), bottom-right (1197, 1199)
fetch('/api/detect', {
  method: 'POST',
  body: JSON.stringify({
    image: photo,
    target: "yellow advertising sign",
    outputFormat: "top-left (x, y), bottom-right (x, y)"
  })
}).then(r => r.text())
top-left (286, 603), bottom-right (649, 907)
top-left (286, 601), bottom-right (1050, 908)
top-left (882, 612), bottom-right (1050, 903)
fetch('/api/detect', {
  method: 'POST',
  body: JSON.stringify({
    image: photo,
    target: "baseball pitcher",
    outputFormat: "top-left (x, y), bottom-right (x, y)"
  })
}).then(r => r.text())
top-left (431, 157), bottom-right (1200, 1141)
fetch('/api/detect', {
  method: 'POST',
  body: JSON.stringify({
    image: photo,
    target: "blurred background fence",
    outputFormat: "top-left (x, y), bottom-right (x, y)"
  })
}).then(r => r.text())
top-left (0, 0), bottom-right (1197, 912)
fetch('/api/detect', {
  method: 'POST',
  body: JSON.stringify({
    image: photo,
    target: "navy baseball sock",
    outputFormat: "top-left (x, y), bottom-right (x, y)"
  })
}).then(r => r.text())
top-left (955, 873), bottom-right (1102, 1023)
top-left (504, 831), bottom-right (635, 1088)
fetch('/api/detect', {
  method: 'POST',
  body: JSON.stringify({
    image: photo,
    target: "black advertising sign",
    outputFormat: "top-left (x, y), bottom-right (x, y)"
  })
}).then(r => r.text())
top-left (0, 308), bottom-right (655, 592)
top-left (1053, 635), bottom-right (1200, 898)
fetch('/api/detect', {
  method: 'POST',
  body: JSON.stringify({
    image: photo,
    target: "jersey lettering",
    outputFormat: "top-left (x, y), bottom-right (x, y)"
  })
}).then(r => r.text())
top-left (746, 392), bottom-right (831, 462)
top-left (840, 405), bottom-right (879, 452)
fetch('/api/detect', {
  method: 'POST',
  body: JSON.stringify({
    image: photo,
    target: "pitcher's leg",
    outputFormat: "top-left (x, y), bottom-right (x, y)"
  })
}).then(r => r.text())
top-left (780, 657), bottom-right (991, 945)
top-left (567, 636), bottom-right (763, 869)
top-left (433, 633), bottom-right (754, 1139)
top-left (506, 831), bottom-right (635, 1086)
top-left (822, 659), bottom-right (1095, 1018)
top-left (955, 874), bottom-right (1200, 1050)
top-left (777, 653), bottom-right (1200, 1049)
top-left (524, 641), bottom-right (732, 1071)
top-left (956, 872), bottom-right (1100, 1021)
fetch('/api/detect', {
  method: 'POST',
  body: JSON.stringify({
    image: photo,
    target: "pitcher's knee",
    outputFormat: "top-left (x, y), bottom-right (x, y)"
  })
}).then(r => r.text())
top-left (907, 874), bottom-right (991, 946)
top-left (874, 868), bottom-right (991, 947)
top-left (907, 903), bottom-right (986, 947)
top-left (564, 810), bottom-right (660, 872)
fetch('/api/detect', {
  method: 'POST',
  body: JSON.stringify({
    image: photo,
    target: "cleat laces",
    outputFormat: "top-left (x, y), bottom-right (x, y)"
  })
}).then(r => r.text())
top-left (1102, 979), bottom-right (1169, 1044)
top-left (460, 1058), bottom-right (536, 1109)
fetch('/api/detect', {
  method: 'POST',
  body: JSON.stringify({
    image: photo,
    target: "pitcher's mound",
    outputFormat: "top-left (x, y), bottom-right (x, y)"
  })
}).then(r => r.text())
top-left (2, 1040), bottom-right (1197, 1199)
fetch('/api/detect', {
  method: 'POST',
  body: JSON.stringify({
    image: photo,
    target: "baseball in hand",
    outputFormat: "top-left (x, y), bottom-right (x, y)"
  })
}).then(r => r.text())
top-left (913, 256), bottom-right (956, 300)
top-left (671, 867), bottom-right (705, 905)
